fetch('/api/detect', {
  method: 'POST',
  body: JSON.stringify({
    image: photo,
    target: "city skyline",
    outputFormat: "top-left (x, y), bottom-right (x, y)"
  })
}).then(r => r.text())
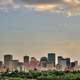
top-left (0, 0), bottom-right (80, 63)
top-left (0, 52), bottom-right (78, 72)
top-left (0, 52), bottom-right (78, 64)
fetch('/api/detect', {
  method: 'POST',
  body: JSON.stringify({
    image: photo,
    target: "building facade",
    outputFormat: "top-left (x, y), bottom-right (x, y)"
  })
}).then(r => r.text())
top-left (4, 55), bottom-right (13, 68)
top-left (48, 53), bottom-right (55, 66)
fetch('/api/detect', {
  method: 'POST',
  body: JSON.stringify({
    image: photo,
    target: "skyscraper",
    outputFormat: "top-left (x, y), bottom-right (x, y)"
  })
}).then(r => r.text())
top-left (40, 57), bottom-right (48, 67)
top-left (48, 53), bottom-right (55, 66)
top-left (0, 61), bottom-right (3, 68)
top-left (60, 58), bottom-right (70, 67)
top-left (66, 58), bottom-right (70, 67)
top-left (4, 55), bottom-right (13, 68)
top-left (24, 56), bottom-right (29, 63)
top-left (9, 60), bottom-right (19, 71)
top-left (58, 56), bottom-right (63, 65)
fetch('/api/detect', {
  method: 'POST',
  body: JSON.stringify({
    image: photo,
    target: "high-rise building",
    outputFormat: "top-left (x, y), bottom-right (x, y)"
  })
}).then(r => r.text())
top-left (60, 58), bottom-right (70, 67)
top-left (4, 55), bottom-right (13, 68)
top-left (58, 56), bottom-right (63, 65)
top-left (66, 58), bottom-right (70, 67)
top-left (61, 59), bottom-right (67, 67)
top-left (48, 53), bottom-right (55, 66)
top-left (9, 60), bottom-right (19, 71)
top-left (0, 61), bottom-right (3, 68)
top-left (71, 62), bottom-right (75, 68)
top-left (40, 57), bottom-right (48, 67)
top-left (71, 61), bottom-right (78, 68)
top-left (24, 56), bottom-right (29, 63)
top-left (58, 56), bottom-right (70, 67)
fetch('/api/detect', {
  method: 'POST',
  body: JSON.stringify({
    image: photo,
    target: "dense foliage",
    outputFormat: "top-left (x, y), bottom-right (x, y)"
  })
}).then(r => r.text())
top-left (0, 70), bottom-right (80, 80)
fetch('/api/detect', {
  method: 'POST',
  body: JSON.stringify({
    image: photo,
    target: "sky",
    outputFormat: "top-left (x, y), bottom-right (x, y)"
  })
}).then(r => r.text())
top-left (0, 0), bottom-right (80, 63)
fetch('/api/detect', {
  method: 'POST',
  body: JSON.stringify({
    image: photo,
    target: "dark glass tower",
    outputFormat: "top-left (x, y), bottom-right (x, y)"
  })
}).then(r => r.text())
top-left (48, 53), bottom-right (55, 66)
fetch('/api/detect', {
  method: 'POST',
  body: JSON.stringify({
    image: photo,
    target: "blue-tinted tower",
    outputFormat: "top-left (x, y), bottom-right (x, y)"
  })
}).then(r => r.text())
top-left (48, 53), bottom-right (55, 66)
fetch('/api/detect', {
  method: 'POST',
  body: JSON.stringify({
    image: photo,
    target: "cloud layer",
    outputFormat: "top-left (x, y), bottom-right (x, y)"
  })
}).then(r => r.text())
top-left (0, 0), bottom-right (80, 16)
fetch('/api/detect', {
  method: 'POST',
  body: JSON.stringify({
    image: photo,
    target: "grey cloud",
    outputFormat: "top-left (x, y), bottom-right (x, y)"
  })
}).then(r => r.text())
top-left (0, 0), bottom-right (80, 16)
top-left (22, 0), bottom-right (63, 4)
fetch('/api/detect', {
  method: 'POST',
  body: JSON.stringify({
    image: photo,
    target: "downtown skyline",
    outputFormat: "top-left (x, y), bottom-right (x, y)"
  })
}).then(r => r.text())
top-left (0, 53), bottom-right (77, 66)
top-left (0, 0), bottom-right (80, 63)
top-left (0, 51), bottom-right (78, 64)
top-left (0, 53), bottom-right (78, 72)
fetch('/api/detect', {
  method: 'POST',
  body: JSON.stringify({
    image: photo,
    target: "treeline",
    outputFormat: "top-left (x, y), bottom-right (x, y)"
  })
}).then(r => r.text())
top-left (1, 70), bottom-right (80, 80)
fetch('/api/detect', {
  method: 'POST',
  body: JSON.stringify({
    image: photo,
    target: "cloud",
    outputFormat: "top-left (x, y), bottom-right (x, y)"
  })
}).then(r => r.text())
top-left (0, 0), bottom-right (21, 11)
top-left (0, 0), bottom-right (14, 7)
top-left (0, 0), bottom-right (80, 16)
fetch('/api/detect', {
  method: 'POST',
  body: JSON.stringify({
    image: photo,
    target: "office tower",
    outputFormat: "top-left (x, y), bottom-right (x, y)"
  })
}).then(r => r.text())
top-left (58, 56), bottom-right (63, 65)
top-left (24, 56), bottom-right (29, 63)
top-left (60, 59), bottom-right (67, 67)
top-left (48, 53), bottom-right (55, 66)
top-left (71, 61), bottom-right (78, 68)
top-left (40, 57), bottom-right (48, 67)
top-left (9, 60), bottom-right (19, 71)
top-left (71, 62), bottom-right (75, 68)
top-left (66, 58), bottom-right (70, 67)
top-left (4, 55), bottom-right (13, 68)
top-left (60, 58), bottom-right (70, 67)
